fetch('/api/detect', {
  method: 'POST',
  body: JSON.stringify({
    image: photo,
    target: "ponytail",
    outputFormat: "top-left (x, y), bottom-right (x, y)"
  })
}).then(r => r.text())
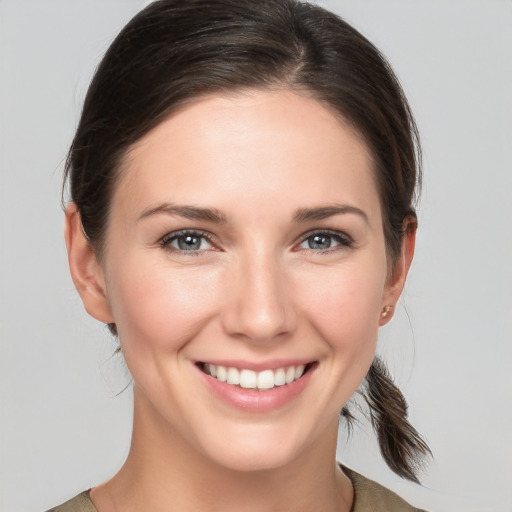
top-left (342, 357), bottom-right (431, 483)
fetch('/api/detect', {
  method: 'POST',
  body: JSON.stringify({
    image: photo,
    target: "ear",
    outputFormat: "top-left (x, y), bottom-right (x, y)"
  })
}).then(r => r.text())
top-left (64, 203), bottom-right (114, 324)
top-left (379, 217), bottom-right (416, 326)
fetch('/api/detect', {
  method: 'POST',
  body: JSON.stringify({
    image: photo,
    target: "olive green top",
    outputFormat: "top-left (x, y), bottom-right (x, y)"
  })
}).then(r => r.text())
top-left (47, 467), bottom-right (426, 512)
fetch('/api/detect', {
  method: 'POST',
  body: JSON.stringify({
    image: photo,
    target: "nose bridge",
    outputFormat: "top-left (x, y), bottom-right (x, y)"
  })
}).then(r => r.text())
top-left (221, 245), bottom-right (296, 342)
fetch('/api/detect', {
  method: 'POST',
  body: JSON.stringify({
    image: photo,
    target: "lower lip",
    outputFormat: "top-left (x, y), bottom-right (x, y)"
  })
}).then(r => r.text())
top-left (197, 365), bottom-right (315, 413)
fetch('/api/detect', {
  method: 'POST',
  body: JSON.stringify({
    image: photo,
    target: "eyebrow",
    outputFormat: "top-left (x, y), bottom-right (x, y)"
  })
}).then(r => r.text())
top-left (138, 203), bottom-right (229, 224)
top-left (138, 202), bottom-right (368, 225)
top-left (293, 204), bottom-right (369, 224)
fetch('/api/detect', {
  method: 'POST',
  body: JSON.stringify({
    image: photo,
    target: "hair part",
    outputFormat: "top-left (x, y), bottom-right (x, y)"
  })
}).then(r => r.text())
top-left (65, 0), bottom-right (420, 263)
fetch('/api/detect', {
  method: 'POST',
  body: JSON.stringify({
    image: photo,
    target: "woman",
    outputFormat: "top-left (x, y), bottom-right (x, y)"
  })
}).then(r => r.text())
top-left (51, 0), bottom-right (430, 510)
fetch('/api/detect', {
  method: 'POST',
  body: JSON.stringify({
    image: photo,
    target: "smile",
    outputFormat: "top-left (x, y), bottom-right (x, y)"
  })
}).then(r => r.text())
top-left (198, 362), bottom-right (315, 391)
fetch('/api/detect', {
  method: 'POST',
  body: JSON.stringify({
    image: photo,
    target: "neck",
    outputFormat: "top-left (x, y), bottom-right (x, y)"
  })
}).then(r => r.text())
top-left (90, 387), bottom-right (353, 512)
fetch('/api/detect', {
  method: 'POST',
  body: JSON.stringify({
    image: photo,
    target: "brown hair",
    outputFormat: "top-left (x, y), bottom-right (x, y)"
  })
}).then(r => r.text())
top-left (65, 0), bottom-right (430, 481)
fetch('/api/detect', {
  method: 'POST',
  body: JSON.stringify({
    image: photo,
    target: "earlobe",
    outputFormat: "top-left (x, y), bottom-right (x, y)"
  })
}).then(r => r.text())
top-left (64, 203), bottom-right (114, 324)
top-left (379, 217), bottom-right (417, 326)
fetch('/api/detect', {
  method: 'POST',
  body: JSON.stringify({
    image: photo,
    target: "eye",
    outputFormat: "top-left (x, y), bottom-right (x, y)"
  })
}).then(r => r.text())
top-left (160, 230), bottom-right (214, 253)
top-left (298, 230), bottom-right (353, 252)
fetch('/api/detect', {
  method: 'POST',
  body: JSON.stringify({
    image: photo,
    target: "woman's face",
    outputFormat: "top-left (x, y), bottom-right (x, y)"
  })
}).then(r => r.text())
top-left (70, 90), bottom-right (408, 471)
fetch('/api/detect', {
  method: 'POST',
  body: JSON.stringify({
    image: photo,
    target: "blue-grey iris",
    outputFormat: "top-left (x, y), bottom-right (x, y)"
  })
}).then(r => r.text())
top-left (308, 234), bottom-right (332, 250)
top-left (178, 235), bottom-right (202, 250)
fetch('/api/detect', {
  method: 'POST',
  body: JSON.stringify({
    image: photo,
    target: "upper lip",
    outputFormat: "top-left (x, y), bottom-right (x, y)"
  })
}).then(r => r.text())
top-left (196, 359), bottom-right (316, 372)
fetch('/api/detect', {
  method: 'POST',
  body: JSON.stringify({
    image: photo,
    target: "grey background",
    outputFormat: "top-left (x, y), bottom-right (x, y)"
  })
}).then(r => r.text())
top-left (1, 1), bottom-right (511, 511)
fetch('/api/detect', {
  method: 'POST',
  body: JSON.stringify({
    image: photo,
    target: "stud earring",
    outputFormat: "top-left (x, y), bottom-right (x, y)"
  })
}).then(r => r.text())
top-left (380, 305), bottom-right (392, 318)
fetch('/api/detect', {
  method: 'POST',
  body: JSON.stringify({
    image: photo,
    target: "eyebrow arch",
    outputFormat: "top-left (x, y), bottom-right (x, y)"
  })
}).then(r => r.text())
top-left (138, 203), bottom-right (229, 224)
top-left (293, 204), bottom-right (369, 224)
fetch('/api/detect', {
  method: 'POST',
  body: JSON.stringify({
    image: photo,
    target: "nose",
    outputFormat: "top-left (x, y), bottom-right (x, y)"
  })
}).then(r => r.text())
top-left (220, 252), bottom-right (297, 343)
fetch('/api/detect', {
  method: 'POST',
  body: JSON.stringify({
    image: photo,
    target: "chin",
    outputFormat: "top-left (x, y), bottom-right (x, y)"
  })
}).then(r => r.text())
top-left (205, 442), bottom-right (301, 473)
top-left (193, 419), bottom-right (320, 473)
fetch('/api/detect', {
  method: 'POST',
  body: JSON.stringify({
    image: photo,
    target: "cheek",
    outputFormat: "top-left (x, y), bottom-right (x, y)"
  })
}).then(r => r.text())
top-left (297, 261), bottom-right (386, 413)
top-left (295, 258), bottom-right (386, 358)
top-left (105, 256), bottom-right (223, 353)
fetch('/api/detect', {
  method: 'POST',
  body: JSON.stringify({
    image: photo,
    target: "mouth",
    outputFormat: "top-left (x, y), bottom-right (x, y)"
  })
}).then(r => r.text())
top-left (196, 361), bottom-right (317, 391)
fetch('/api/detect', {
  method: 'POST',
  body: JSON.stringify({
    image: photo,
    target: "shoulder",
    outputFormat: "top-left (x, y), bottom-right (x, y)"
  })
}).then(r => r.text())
top-left (45, 491), bottom-right (97, 512)
top-left (342, 466), bottom-right (427, 512)
top-left (45, 471), bottom-right (425, 512)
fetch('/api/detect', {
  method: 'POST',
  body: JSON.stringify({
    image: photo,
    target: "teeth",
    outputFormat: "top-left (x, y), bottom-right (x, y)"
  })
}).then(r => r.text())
top-left (257, 369), bottom-right (274, 389)
top-left (226, 367), bottom-right (240, 385)
top-left (204, 363), bottom-right (309, 390)
top-left (239, 369), bottom-right (257, 388)
top-left (216, 365), bottom-right (227, 382)
top-left (274, 368), bottom-right (286, 386)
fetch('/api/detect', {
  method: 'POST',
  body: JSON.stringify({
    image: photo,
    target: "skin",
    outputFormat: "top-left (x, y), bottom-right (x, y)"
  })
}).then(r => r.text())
top-left (65, 90), bottom-right (415, 512)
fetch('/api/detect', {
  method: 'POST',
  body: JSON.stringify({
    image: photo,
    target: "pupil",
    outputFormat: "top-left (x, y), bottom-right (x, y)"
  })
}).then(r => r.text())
top-left (309, 235), bottom-right (331, 250)
top-left (178, 235), bottom-right (201, 250)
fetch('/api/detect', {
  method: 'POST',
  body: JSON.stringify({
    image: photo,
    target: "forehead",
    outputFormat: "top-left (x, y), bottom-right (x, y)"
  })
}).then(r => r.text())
top-left (114, 90), bottom-right (381, 222)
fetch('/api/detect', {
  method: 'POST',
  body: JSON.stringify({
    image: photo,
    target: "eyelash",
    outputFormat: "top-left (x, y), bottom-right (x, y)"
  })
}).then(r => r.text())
top-left (159, 229), bottom-right (216, 255)
top-left (297, 229), bottom-right (354, 254)
top-left (158, 229), bottom-right (354, 255)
